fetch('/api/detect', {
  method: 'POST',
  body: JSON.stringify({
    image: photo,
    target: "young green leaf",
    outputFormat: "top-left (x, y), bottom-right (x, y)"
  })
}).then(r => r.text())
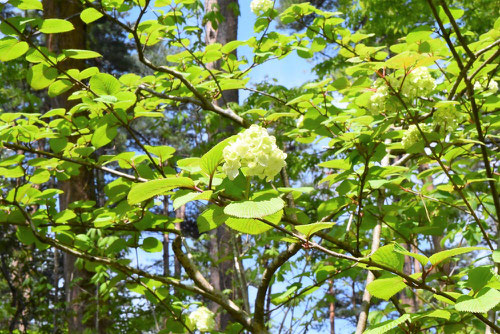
top-left (370, 244), bottom-right (405, 272)
top-left (224, 197), bottom-right (285, 219)
top-left (366, 275), bottom-right (406, 300)
top-left (0, 38), bottom-right (29, 62)
top-left (63, 49), bottom-right (102, 59)
top-left (39, 19), bottom-right (75, 33)
top-left (80, 7), bottom-right (103, 24)
top-left (200, 136), bottom-right (235, 177)
top-left (89, 73), bottom-right (121, 96)
top-left (225, 217), bottom-right (273, 235)
top-left (455, 287), bottom-right (500, 313)
top-left (429, 247), bottom-right (488, 266)
top-left (364, 314), bottom-right (411, 334)
top-left (295, 222), bottom-right (335, 237)
top-left (127, 177), bottom-right (195, 205)
top-left (394, 243), bottom-right (429, 266)
top-left (141, 237), bottom-right (163, 253)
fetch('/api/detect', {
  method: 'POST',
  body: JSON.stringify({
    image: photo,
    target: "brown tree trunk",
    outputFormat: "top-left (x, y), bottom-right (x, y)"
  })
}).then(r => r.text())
top-left (42, 1), bottom-right (97, 332)
top-left (329, 280), bottom-right (335, 334)
top-left (204, 0), bottom-right (240, 330)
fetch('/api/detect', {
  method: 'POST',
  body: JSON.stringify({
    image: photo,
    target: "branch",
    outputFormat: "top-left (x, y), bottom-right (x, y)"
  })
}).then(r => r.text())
top-left (171, 236), bottom-right (253, 331)
top-left (253, 242), bottom-right (301, 330)
top-left (2, 142), bottom-right (147, 182)
top-left (138, 85), bottom-right (249, 128)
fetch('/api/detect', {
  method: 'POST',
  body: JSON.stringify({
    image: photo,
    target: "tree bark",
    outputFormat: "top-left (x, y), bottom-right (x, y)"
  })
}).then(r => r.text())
top-left (355, 149), bottom-right (389, 333)
top-left (42, 1), bottom-right (96, 332)
top-left (204, 0), bottom-right (240, 330)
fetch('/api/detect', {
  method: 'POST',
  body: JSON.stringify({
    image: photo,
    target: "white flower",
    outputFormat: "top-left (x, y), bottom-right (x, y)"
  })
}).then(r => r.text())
top-left (433, 102), bottom-right (461, 135)
top-left (402, 124), bottom-right (423, 149)
top-left (474, 78), bottom-right (498, 94)
top-left (187, 307), bottom-right (215, 333)
top-left (222, 124), bottom-right (287, 181)
top-left (250, 0), bottom-right (273, 15)
top-left (368, 79), bottom-right (390, 113)
top-left (401, 67), bottom-right (436, 98)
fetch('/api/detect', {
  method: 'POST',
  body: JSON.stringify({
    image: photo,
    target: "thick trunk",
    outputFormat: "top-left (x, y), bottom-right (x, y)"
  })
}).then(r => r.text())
top-left (42, 1), bottom-right (96, 332)
top-left (204, 0), bottom-right (240, 329)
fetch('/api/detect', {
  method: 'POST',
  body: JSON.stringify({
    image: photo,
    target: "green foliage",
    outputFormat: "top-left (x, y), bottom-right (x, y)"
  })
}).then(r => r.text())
top-left (0, 0), bottom-right (499, 332)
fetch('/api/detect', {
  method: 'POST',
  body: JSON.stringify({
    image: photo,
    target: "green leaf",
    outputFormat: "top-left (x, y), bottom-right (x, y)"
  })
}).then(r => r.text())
top-left (48, 79), bottom-right (73, 97)
top-left (89, 73), bottom-right (121, 96)
top-left (63, 49), bottom-right (102, 59)
top-left (318, 159), bottom-right (351, 169)
top-left (466, 266), bottom-right (493, 293)
top-left (171, 190), bottom-right (212, 210)
top-left (295, 222), bottom-right (335, 237)
top-left (197, 206), bottom-right (226, 233)
top-left (394, 243), bottom-right (429, 266)
top-left (366, 275), bottom-right (406, 301)
top-left (434, 292), bottom-right (462, 305)
top-left (39, 19), bottom-right (75, 33)
top-left (141, 237), bottom-right (163, 253)
top-left (224, 197), bottom-right (285, 219)
top-left (9, 0), bottom-right (43, 10)
top-left (455, 287), bottom-right (500, 313)
top-left (493, 251), bottom-right (500, 263)
top-left (364, 314), bottom-right (410, 334)
top-left (0, 38), bottom-right (29, 61)
top-left (200, 136), bottom-right (235, 177)
top-left (80, 7), bottom-right (103, 24)
top-left (429, 247), bottom-right (488, 266)
top-left (370, 244), bottom-right (405, 272)
top-left (27, 63), bottom-right (58, 90)
top-left (416, 309), bottom-right (451, 321)
top-left (91, 122), bottom-right (117, 148)
top-left (225, 217), bottom-right (273, 235)
top-left (16, 226), bottom-right (36, 245)
top-left (127, 177), bottom-right (195, 205)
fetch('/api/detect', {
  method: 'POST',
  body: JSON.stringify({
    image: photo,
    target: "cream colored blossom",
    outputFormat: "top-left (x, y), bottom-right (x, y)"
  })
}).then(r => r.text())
top-left (401, 67), bottom-right (436, 98)
top-left (368, 79), bottom-right (390, 113)
top-left (187, 307), bottom-right (215, 333)
top-left (250, 0), bottom-right (273, 15)
top-left (222, 124), bottom-right (287, 181)
top-left (402, 124), bottom-right (423, 149)
top-left (474, 78), bottom-right (498, 94)
top-left (433, 103), bottom-right (461, 135)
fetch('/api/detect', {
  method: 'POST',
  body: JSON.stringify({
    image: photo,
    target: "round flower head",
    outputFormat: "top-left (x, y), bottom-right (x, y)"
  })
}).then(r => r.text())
top-left (250, 0), bottom-right (273, 15)
top-left (433, 103), bottom-right (461, 135)
top-left (222, 124), bottom-right (287, 181)
top-left (401, 67), bottom-right (436, 98)
top-left (402, 124), bottom-right (423, 149)
top-left (187, 307), bottom-right (215, 333)
top-left (368, 79), bottom-right (390, 113)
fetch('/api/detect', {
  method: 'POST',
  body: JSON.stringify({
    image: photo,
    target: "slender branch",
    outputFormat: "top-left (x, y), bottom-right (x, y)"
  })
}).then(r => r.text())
top-left (254, 242), bottom-right (301, 329)
top-left (438, 0), bottom-right (474, 59)
top-left (171, 236), bottom-right (253, 330)
top-left (2, 142), bottom-right (147, 182)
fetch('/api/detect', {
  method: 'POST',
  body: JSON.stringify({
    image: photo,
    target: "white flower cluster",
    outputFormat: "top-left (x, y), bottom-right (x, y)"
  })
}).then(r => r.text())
top-left (187, 307), bottom-right (215, 333)
top-left (401, 67), bottom-right (436, 98)
top-left (250, 0), bottom-right (273, 15)
top-left (474, 79), bottom-right (498, 94)
top-left (222, 124), bottom-right (287, 181)
top-left (433, 103), bottom-right (460, 135)
top-left (402, 124), bottom-right (423, 149)
top-left (368, 79), bottom-right (390, 113)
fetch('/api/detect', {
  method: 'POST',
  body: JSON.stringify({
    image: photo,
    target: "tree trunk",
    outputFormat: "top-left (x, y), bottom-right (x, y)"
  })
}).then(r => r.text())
top-left (204, 0), bottom-right (240, 330)
top-left (355, 149), bottom-right (390, 333)
top-left (42, 1), bottom-right (96, 332)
